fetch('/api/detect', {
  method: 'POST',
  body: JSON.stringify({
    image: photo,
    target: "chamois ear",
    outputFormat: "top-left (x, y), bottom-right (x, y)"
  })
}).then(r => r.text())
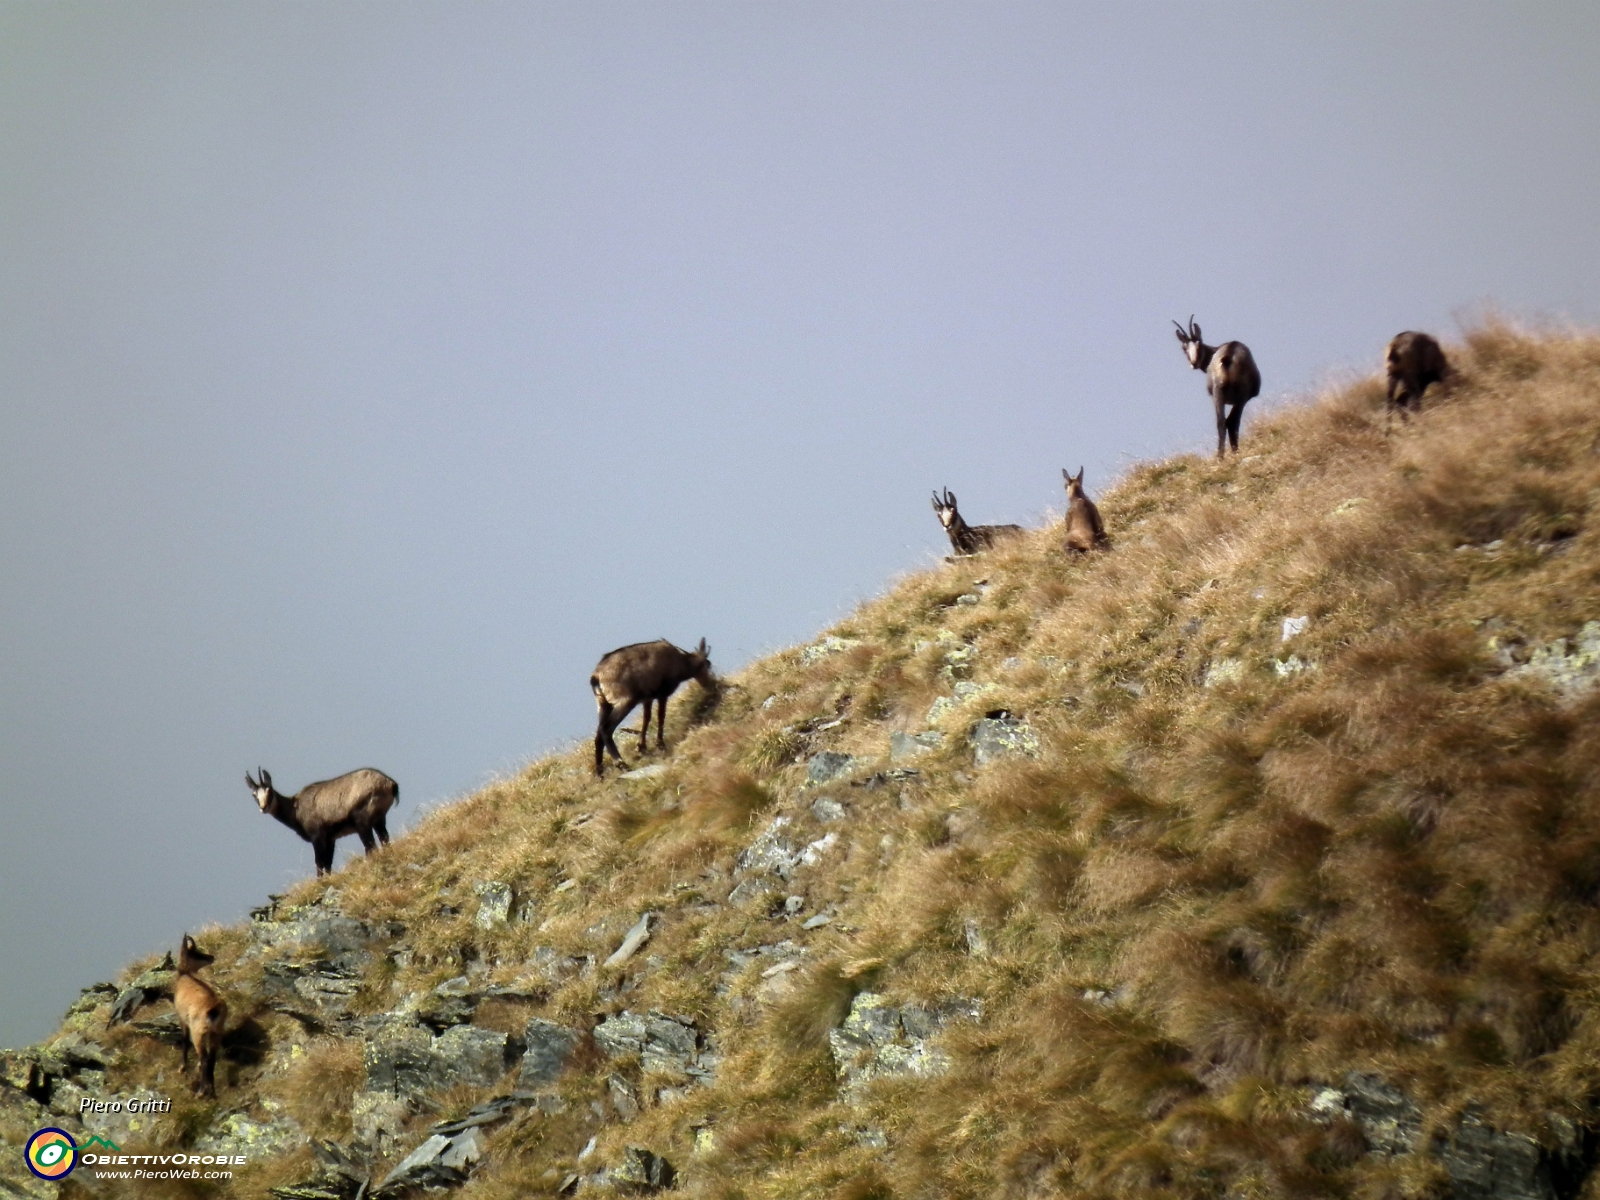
top-left (1062, 468), bottom-right (1070, 481)
top-left (245, 772), bottom-right (257, 791)
top-left (697, 638), bottom-right (708, 657)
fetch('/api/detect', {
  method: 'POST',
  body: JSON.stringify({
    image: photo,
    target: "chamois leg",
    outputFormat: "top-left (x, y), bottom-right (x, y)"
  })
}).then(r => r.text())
top-left (637, 698), bottom-right (654, 753)
top-left (1226, 403), bottom-right (1244, 453)
top-left (374, 814), bottom-right (390, 845)
top-left (313, 835), bottom-right (335, 875)
top-left (595, 700), bottom-right (634, 775)
top-left (657, 694), bottom-right (669, 751)
top-left (357, 828), bottom-right (376, 853)
top-left (1214, 394), bottom-right (1228, 459)
top-left (197, 1044), bottom-right (217, 1097)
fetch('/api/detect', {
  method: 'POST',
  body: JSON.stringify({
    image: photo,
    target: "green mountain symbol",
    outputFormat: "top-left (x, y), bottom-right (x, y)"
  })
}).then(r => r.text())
top-left (78, 1135), bottom-right (122, 1153)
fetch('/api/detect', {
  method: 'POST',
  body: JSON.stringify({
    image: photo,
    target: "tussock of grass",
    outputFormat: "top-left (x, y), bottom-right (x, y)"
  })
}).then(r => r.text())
top-left (40, 321), bottom-right (1600, 1198)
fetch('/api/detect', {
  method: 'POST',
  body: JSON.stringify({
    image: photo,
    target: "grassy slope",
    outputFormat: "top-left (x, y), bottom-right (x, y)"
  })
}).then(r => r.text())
top-left (32, 323), bottom-right (1600, 1199)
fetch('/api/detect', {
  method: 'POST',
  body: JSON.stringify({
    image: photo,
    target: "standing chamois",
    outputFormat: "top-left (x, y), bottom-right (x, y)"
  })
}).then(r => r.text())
top-left (932, 488), bottom-right (1024, 557)
top-left (1062, 468), bottom-right (1111, 553)
top-left (1174, 316), bottom-right (1261, 458)
top-left (1385, 331), bottom-right (1450, 423)
top-left (173, 934), bottom-right (227, 1097)
top-left (246, 767), bottom-right (398, 876)
top-left (591, 639), bottom-right (717, 776)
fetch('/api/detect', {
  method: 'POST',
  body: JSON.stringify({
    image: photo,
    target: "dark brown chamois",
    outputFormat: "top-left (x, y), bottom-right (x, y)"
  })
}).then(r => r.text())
top-left (932, 488), bottom-right (1024, 557)
top-left (1175, 316), bottom-right (1261, 458)
top-left (1062, 467), bottom-right (1111, 553)
top-left (1385, 331), bottom-right (1450, 422)
top-left (173, 934), bottom-right (227, 1097)
top-left (246, 767), bottom-right (398, 876)
top-left (591, 638), bottom-right (717, 776)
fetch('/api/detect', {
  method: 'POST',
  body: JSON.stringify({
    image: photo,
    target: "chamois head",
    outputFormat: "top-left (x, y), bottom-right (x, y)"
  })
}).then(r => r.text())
top-left (1063, 467), bottom-right (1086, 498)
top-left (178, 934), bottom-right (215, 974)
top-left (1174, 316), bottom-right (1209, 370)
top-left (245, 768), bottom-right (276, 814)
top-left (932, 488), bottom-right (961, 532)
top-left (690, 638), bottom-right (716, 688)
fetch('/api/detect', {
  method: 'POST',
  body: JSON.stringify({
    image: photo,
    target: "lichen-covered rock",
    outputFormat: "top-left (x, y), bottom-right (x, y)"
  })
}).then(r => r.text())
top-left (416, 976), bottom-right (478, 1030)
top-left (970, 714), bottom-right (1038, 765)
top-left (612, 1145), bottom-right (675, 1191)
top-left (828, 993), bottom-right (980, 1095)
top-left (1436, 1113), bottom-right (1558, 1200)
top-left (800, 635), bottom-right (861, 665)
top-left (889, 731), bottom-right (943, 762)
top-left (431, 1025), bottom-right (512, 1089)
top-left (352, 1089), bottom-right (410, 1157)
top-left (807, 751), bottom-right (862, 785)
top-left (1507, 621), bottom-right (1600, 700)
top-left (594, 1011), bottom-right (706, 1078)
top-left (474, 881), bottom-right (514, 928)
top-left (195, 1111), bottom-right (303, 1158)
top-left (737, 817), bottom-right (802, 879)
top-left (518, 1018), bottom-right (581, 1088)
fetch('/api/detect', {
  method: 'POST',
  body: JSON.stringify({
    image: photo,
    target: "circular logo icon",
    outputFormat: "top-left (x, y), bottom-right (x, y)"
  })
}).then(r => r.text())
top-left (25, 1128), bottom-right (77, 1179)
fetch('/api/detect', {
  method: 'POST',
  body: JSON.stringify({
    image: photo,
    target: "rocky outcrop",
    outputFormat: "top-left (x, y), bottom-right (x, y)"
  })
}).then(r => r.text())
top-left (829, 993), bottom-right (980, 1096)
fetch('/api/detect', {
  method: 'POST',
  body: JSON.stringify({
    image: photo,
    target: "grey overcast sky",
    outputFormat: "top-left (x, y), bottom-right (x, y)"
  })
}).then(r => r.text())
top-left (2, 3), bottom-right (1597, 1046)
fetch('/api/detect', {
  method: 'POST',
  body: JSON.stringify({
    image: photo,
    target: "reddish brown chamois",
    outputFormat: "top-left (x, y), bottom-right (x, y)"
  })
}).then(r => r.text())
top-left (1175, 316), bottom-right (1261, 458)
top-left (1062, 468), bottom-right (1111, 553)
top-left (173, 934), bottom-right (227, 1097)
top-left (932, 488), bottom-right (1024, 557)
top-left (246, 767), bottom-right (398, 876)
top-left (591, 638), bottom-right (717, 776)
top-left (1385, 331), bottom-right (1450, 422)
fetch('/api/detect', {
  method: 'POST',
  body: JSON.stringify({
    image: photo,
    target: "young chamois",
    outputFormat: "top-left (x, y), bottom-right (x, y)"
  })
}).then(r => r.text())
top-left (246, 767), bottom-right (398, 876)
top-left (591, 639), bottom-right (717, 776)
top-left (1174, 316), bottom-right (1261, 458)
top-left (173, 934), bottom-right (227, 1097)
top-left (932, 488), bottom-right (1023, 557)
top-left (1062, 468), bottom-right (1111, 553)
top-left (1385, 331), bottom-right (1450, 423)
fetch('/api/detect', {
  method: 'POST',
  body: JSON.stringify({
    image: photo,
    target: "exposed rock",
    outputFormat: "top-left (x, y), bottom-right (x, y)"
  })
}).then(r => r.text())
top-left (737, 817), bottom-right (802, 879)
top-left (801, 914), bottom-right (831, 930)
top-left (829, 993), bottom-right (980, 1095)
top-left (800, 635), bottom-right (861, 665)
top-left (1507, 622), bottom-right (1600, 699)
top-left (416, 976), bottom-right (478, 1031)
top-left (963, 919), bottom-right (991, 958)
top-left (594, 1011), bottom-right (709, 1079)
top-left (433, 1025), bottom-right (513, 1089)
top-left (1282, 615), bottom-right (1310, 640)
top-left (196, 1111), bottom-right (303, 1159)
top-left (1436, 1113), bottom-right (1560, 1200)
top-left (807, 752), bottom-right (862, 785)
top-left (65, 982), bottom-right (117, 1019)
top-left (375, 1126), bottom-right (485, 1196)
top-left (604, 913), bottom-right (654, 968)
top-left (363, 1017), bottom-right (513, 1098)
top-left (1275, 654), bottom-right (1313, 677)
top-left (810, 797), bottom-right (848, 823)
top-left (517, 1018), bottom-right (581, 1088)
top-left (474, 882), bottom-right (514, 929)
top-left (970, 713), bottom-right (1039, 765)
top-left (609, 1074), bottom-right (641, 1121)
top-left (612, 1145), bottom-right (675, 1191)
top-left (352, 1090), bottom-right (410, 1157)
top-left (800, 832), bottom-right (838, 866)
top-left (890, 731), bottom-right (943, 762)
top-left (1308, 1073), bottom-right (1421, 1156)
top-left (727, 876), bottom-right (779, 910)
top-left (1203, 658), bottom-right (1246, 688)
top-left (619, 763), bottom-right (668, 780)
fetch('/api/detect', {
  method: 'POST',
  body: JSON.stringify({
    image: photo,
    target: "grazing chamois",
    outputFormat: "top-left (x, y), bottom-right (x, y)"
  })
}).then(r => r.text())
top-left (246, 767), bottom-right (398, 876)
top-left (932, 488), bottom-right (1024, 557)
top-left (1062, 468), bottom-right (1111, 553)
top-left (173, 934), bottom-right (227, 1097)
top-left (591, 639), bottom-right (717, 776)
top-left (1174, 316), bottom-right (1261, 458)
top-left (1385, 331), bottom-right (1450, 422)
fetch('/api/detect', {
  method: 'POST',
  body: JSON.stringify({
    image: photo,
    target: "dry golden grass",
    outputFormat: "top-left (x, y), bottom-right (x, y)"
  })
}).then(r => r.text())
top-left (43, 321), bottom-right (1600, 1198)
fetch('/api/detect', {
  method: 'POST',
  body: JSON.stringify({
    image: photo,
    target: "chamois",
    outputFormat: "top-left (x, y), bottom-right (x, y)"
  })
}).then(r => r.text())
top-left (1062, 468), bottom-right (1111, 553)
top-left (246, 767), bottom-right (398, 876)
top-left (591, 638), bottom-right (717, 776)
top-left (931, 488), bottom-right (1024, 557)
top-left (1174, 316), bottom-right (1261, 458)
top-left (173, 934), bottom-right (227, 1097)
top-left (1385, 331), bottom-right (1450, 422)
